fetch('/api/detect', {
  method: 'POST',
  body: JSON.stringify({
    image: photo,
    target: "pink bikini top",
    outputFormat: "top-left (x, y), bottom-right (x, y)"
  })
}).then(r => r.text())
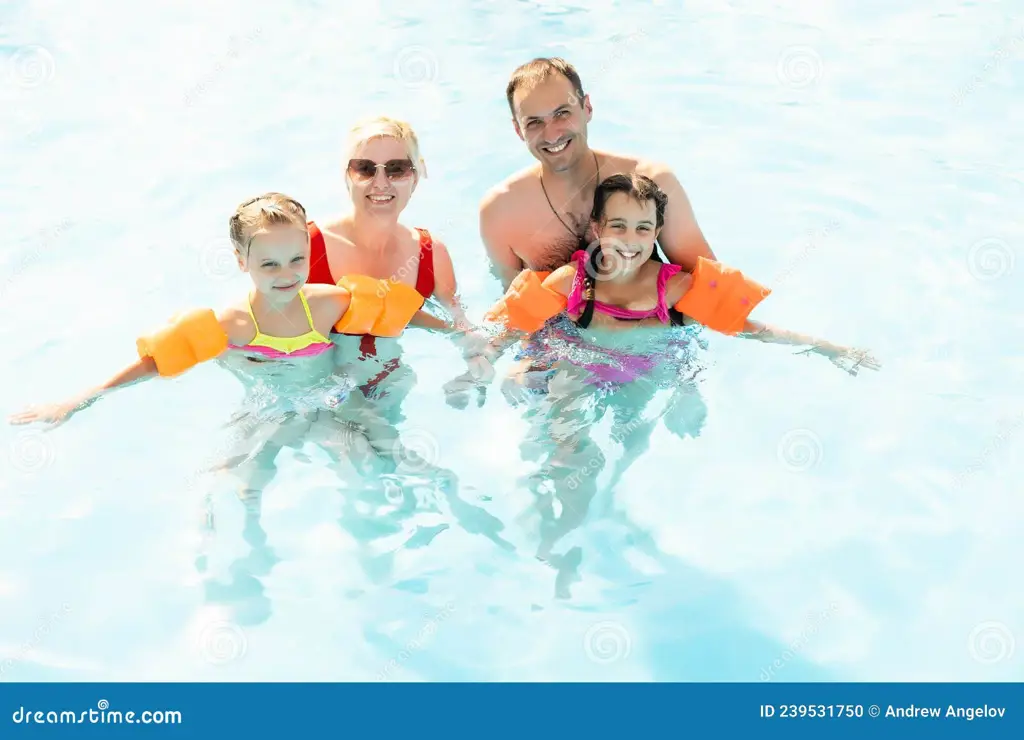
top-left (565, 249), bottom-right (682, 323)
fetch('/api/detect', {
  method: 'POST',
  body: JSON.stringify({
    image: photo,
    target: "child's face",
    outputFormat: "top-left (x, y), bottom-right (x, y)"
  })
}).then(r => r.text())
top-left (239, 224), bottom-right (310, 298)
top-left (594, 193), bottom-right (660, 274)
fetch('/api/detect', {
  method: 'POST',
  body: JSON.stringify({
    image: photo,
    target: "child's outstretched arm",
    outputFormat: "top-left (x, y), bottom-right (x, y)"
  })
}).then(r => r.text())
top-left (8, 308), bottom-right (247, 427)
top-left (666, 259), bottom-right (880, 375)
top-left (736, 319), bottom-right (881, 374)
top-left (8, 356), bottom-right (160, 427)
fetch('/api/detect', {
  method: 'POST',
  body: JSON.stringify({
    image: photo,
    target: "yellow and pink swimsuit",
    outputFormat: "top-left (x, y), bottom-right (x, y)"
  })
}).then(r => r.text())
top-left (228, 291), bottom-right (333, 359)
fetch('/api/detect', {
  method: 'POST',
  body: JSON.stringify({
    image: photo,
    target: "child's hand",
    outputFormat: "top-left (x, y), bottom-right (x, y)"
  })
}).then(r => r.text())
top-left (500, 359), bottom-right (552, 407)
top-left (442, 371), bottom-right (487, 410)
top-left (802, 343), bottom-right (881, 376)
top-left (443, 328), bottom-right (498, 409)
top-left (465, 353), bottom-right (495, 384)
top-left (8, 398), bottom-right (90, 427)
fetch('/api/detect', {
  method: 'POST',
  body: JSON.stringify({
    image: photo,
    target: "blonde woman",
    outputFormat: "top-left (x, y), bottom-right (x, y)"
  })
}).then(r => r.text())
top-left (306, 116), bottom-right (489, 415)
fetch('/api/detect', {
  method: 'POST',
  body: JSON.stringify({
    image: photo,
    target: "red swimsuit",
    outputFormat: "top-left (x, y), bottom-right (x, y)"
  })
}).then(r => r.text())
top-left (306, 220), bottom-right (436, 393)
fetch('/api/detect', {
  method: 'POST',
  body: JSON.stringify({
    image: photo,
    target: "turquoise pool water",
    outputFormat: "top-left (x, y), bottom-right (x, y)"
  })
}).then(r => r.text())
top-left (2, 0), bottom-right (1021, 681)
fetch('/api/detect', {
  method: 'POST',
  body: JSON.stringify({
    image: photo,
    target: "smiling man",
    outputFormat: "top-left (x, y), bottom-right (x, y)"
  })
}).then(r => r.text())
top-left (479, 57), bottom-right (717, 289)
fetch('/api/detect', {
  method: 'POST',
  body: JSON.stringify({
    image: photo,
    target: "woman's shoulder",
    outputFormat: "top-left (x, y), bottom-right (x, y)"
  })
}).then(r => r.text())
top-left (314, 216), bottom-right (354, 243)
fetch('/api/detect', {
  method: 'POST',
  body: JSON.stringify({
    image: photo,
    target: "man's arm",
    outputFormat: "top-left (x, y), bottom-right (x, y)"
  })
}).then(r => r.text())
top-left (479, 187), bottom-right (525, 290)
top-left (645, 163), bottom-right (716, 272)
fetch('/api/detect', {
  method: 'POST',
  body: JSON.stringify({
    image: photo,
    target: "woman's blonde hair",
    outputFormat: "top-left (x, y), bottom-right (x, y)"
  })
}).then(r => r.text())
top-left (345, 116), bottom-right (426, 177)
top-left (229, 192), bottom-right (308, 254)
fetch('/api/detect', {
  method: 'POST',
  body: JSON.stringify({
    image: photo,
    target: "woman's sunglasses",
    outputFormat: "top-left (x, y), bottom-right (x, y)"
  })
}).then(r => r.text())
top-left (347, 158), bottom-right (416, 182)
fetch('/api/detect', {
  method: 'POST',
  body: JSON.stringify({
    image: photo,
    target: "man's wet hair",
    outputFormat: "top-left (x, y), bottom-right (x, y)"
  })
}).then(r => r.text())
top-left (506, 57), bottom-right (586, 117)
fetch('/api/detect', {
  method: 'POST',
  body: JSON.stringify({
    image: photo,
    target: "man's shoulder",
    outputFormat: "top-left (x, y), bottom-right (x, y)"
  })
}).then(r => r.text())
top-left (590, 143), bottom-right (662, 168)
top-left (631, 154), bottom-right (675, 180)
top-left (479, 164), bottom-right (538, 218)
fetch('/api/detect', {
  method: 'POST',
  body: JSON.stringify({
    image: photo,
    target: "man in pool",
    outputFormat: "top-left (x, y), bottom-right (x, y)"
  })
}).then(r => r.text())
top-left (479, 57), bottom-right (717, 288)
top-left (450, 56), bottom-right (716, 405)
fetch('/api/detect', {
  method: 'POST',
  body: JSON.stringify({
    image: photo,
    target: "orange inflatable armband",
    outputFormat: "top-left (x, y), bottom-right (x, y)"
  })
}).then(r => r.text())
top-left (333, 275), bottom-right (426, 338)
top-left (673, 257), bottom-right (771, 334)
top-left (136, 308), bottom-right (229, 377)
top-left (484, 270), bottom-right (565, 334)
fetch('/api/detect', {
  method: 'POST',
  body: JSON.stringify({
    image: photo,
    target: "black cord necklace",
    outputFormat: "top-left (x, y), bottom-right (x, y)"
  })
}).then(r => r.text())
top-left (539, 150), bottom-right (601, 238)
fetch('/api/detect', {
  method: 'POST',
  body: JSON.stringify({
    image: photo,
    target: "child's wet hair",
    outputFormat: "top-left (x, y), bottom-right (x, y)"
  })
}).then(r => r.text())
top-left (576, 173), bottom-right (682, 329)
top-left (229, 192), bottom-right (308, 256)
top-left (589, 172), bottom-right (667, 229)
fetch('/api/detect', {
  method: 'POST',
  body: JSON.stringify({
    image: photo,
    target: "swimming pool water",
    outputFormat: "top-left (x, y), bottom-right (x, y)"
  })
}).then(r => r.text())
top-left (1, 0), bottom-right (1022, 681)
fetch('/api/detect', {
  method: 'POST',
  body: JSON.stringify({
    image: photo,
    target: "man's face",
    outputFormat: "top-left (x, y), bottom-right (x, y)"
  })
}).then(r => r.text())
top-left (512, 74), bottom-right (592, 173)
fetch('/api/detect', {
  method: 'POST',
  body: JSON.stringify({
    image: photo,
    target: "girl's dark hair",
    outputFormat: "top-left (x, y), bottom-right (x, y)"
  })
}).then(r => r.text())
top-left (576, 173), bottom-right (684, 328)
